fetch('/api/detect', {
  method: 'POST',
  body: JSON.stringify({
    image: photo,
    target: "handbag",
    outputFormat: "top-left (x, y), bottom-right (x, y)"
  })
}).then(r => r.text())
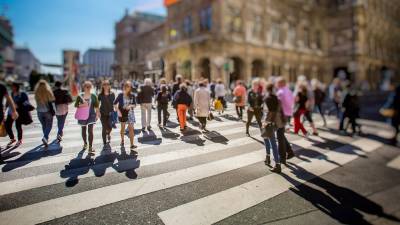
top-left (0, 121), bottom-right (6, 137)
top-left (233, 96), bottom-right (242, 104)
top-left (261, 122), bottom-right (276, 138)
top-left (74, 96), bottom-right (90, 120)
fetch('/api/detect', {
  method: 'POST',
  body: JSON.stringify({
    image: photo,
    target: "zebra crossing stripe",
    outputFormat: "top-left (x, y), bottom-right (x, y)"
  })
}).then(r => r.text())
top-left (0, 150), bottom-right (266, 225)
top-left (0, 134), bottom-right (262, 196)
top-left (387, 155), bottom-right (400, 170)
top-left (157, 141), bottom-right (383, 225)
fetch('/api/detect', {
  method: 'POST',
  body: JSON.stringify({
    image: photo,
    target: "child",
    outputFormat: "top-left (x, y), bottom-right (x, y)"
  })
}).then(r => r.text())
top-left (214, 99), bottom-right (224, 115)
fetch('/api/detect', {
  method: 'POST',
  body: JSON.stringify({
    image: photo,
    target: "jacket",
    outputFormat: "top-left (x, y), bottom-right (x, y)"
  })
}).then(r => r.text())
top-left (53, 88), bottom-right (73, 105)
top-left (194, 87), bottom-right (211, 117)
top-left (173, 90), bottom-right (192, 107)
top-left (247, 90), bottom-right (264, 109)
top-left (265, 94), bottom-right (285, 128)
top-left (137, 85), bottom-right (154, 104)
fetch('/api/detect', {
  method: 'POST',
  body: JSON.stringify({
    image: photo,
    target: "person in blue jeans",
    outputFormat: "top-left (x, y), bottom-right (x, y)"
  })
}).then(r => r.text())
top-left (53, 81), bottom-right (73, 142)
top-left (34, 80), bottom-right (55, 147)
top-left (263, 82), bottom-right (286, 173)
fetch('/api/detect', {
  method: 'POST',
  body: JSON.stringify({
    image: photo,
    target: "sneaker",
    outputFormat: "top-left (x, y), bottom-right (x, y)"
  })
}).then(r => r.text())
top-left (42, 138), bottom-right (48, 147)
top-left (270, 164), bottom-right (281, 173)
top-left (82, 143), bottom-right (88, 150)
top-left (88, 147), bottom-right (95, 155)
top-left (312, 132), bottom-right (319, 136)
top-left (264, 155), bottom-right (271, 166)
top-left (107, 134), bottom-right (111, 143)
top-left (6, 139), bottom-right (16, 147)
top-left (141, 127), bottom-right (146, 132)
top-left (130, 145), bottom-right (137, 151)
top-left (147, 126), bottom-right (152, 131)
top-left (245, 132), bottom-right (250, 137)
top-left (57, 134), bottom-right (62, 142)
top-left (15, 140), bottom-right (22, 146)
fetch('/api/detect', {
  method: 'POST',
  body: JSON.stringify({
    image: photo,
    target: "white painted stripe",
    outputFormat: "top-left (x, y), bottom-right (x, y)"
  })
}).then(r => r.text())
top-left (0, 150), bottom-right (266, 225)
top-left (158, 142), bottom-right (383, 225)
top-left (1, 121), bottom-right (253, 170)
top-left (387, 155), bottom-right (400, 170)
top-left (0, 133), bottom-right (263, 196)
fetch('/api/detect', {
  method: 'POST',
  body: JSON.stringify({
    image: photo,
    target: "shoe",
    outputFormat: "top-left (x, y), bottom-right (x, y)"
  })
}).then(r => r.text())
top-left (6, 139), bottom-right (16, 147)
top-left (15, 140), bottom-right (22, 146)
top-left (287, 152), bottom-right (295, 160)
top-left (246, 132), bottom-right (250, 137)
top-left (88, 147), bottom-right (95, 155)
top-left (57, 134), bottom-right (62, 142)
top-left (147, 126), bottom-right (152, 131)
top-left (120, 141), bottom-right (124, 147)
top-left (264, 155), bottom-right (271, 166)
top-left (141, 127), bottom-right (146, 132)
top-left (270, 164), bottom-right (281, 173)
top-left (42, 138), bottom-right (48, 147)
top-left (82, 143), bottom-right (88, 150)
top-left (107, 134), bottom-right (111, 143)
top-left (130, 145), bottom-right (137, 151)
top-left (312, 132), bottom-right (319, 136)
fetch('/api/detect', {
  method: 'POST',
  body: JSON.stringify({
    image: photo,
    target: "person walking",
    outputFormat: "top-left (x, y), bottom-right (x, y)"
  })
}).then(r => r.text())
top-left (339, 83), bottom-right (361, 136)
top-left (53, 81), bottom-right (73, 142)
top-left (263, 83), bottom-right (286, 173)
top-left (194, 81), bottom-right (211, 131)
top-left (246, 79), bottom-right (264, 136)
top-left (276, 77), bottom-right (294, 126)
top-left (156, 85), bottom-right (171, 127)
top-left (233, 80), bottom-right (246, 120)
top-left (137, 78), bottom-right (154, 131)
top-left (311, 79), bottom-right (327, 127)
top-left (215, 79), bottom-right (227, 109)
top-left (293, 85), bottom-right (309, 136)
top-left (0, 80), bottom-right (18, 160)
top-left (75, 81), bottom-right (100, 154)
top-left (98, 80), bottom-right (115, 145)
top-left (328, 78), bottom-right (342, 118)
top-left (34, 80), bottom-right (55, 147)
top-left (114, 81), bottom-right (137, 151)
top-left (5, 82), bottom-right (31, 147)
top-left (186, 80), bottom-right (195, 120)
top-left (173, 83), bottom-right (192, 132)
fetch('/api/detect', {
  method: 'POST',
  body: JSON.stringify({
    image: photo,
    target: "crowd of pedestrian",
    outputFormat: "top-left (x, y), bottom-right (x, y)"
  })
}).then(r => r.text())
top-left (0, 74), bottom-right (399, 172)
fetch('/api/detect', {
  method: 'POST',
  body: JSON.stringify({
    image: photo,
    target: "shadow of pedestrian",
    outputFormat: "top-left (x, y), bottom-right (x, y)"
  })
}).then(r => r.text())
top-left (203, 130), bottom-right (229, 145)
top-left (281, 163), bottom-right (400, 225)
top-left (138, 130), bottom-right (162, 145)
top-left (159, 127), bottom-right (180, 140)
top-left (2, 141), bottom-right (62, 172)
top-left (112, 146), bottom-right (140, 179)
top-left (60, 149), bottom-right (92, 187)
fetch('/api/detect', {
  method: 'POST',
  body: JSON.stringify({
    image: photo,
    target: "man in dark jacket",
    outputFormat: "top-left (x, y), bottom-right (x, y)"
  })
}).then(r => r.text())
top-left (137, 78), bottom-right (154, 131)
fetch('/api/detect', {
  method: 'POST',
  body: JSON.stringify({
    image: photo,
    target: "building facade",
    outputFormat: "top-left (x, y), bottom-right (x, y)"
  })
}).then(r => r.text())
top-left (161, 0), bottom-right (400, 89)
top-left (113, 11), bottom-right (165, 82)
top-left (82, 48), bottom-right (114, 79)
top-left (0, 16), bottom-right (14, 76)
top-left (14, 47), bottom-right (41, 80)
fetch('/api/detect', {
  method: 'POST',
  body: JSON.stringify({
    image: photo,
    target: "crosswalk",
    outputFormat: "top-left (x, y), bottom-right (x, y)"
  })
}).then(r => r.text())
top-left (0, 102), bottom-right (393, 225)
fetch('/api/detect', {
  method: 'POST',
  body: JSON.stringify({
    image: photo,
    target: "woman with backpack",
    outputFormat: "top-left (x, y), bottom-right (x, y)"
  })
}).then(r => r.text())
top-left (173, 83), bottom-right (192, 132)
top-left (35, 80), bottom-right (55, 147)
top-left (98, 80), bottom-right (115, 145)
top-left (5, 82), bottom-right (33, 147)
top-left (156, 85), bottom-right (171, 127)
top-left (53, 81), bottom-right (73, 142)
top-left (75, 81), bottom-right (100, 154)
top-left (114, 81), bottom-right (137, 151)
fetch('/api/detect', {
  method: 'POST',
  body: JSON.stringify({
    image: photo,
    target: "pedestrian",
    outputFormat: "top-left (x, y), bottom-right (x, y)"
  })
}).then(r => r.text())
top-left (172, 74), bottom-right (183, 97)
top-left (328, 78), bottom-right (342, 117)
top-left (194, 80), bottom-right (211, 131)
top-left (137, 78), bottom-right (154, 131)
top-left (34, 80), bottom-right (55, 147)
top-left (263, 83), bottom-right (286, 173)
top-left (312, 79), bottom-right (327, 126)
top-left (75, 81), bottom-right (100, 154)
top-left (295, 76), bottom-right (319, 135)
top-left (209, 80), bottom-right (216, 101)
top-left (339, 83), bottom-right (361, 136)
top-left (98, 80), bottom-right (115, 145)
top-left (186, 80), bottom-right (195, 120)
top-left (233, 80), bottom-right (246, 120)
top-left (246, 79), bottom-right (264, 136)
top-left (53, 81), bottom-right (73, 142)
top-left (5, 82), bottom-right (31, 147)
top-left (0, 80), bottom-right (18, 159)
top-left (293, 85), bottom-right (309, 136)
top-left (156, 85), bottom-right (171, 127)
top-left (114, 81), bottom-right (137, 151)
top-left (215, 79), bottom-right (227, 109)
top-left (275, 77), bottom-right (294, 125)
top-left (173, 83), bottom-right (192, 132)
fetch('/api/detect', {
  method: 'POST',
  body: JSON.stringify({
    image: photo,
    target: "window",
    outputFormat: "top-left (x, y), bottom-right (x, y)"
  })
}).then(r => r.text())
top-left (200, 6), bottom-right (212, 31)
top-left (287, 24), bottom-right (296, 46)
top-left (183, 16), bottom-right (193, 36)
top-left (271, 22), bottom-right (281, 44)
top-left (304, 27), bottom-right (311, 48)
top-left (227, 6), bottom-right (242, 33)
top-left (315, 30), bottom-right (322, 49)
top-left (252, 15), bottom-right (263, 39)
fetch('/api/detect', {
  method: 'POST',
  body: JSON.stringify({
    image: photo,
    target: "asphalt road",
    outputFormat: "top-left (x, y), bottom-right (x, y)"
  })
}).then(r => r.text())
top-left (0, 103), bottom-right (399, 225)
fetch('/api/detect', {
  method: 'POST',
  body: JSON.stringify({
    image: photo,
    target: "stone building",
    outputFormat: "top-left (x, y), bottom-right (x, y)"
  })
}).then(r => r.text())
top-left (82, 48), bottom-right (114, 79)
top-left (161, 0), bottom-right (400, 89)
top-left (113, 11), bottom-right (165, 82)
top-left (0, 16), bottom-right (14, 76)
top-left (14, 47), bottom-right (41, 80)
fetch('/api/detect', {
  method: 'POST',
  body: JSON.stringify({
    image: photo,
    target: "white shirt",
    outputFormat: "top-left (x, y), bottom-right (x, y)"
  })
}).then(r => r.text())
top-left (215, 83), bottom-right (226, 98)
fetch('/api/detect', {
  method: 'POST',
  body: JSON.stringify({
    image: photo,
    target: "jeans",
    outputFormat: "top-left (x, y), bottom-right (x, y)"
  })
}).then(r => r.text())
top-left (38, 112), bottom-right (53, 140)
top-left (157, 104), bottom-right (169, 125)
top-left (5, 115), bottom-right (23, 140)
top-left (100, 115), bottom-right (112, 144)
top-left (264, 134), bottom-right (280, 164)
top-left (246, 108), bottom-right (263, 133)
top-left (141, 103), bottom-right (152, 128)
top-left (177, 104), bottom-right (188, 129)
top-left (276, 127), bottom-right (293, 163)
top-left (56, 114), bottom-right (67, 136)
top-left (236, 106), bottom-right (244, 119)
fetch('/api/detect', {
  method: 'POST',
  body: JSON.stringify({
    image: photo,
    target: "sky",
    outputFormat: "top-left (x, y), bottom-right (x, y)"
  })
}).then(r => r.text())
top-left (2, 0), bottom-right (166, 65)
